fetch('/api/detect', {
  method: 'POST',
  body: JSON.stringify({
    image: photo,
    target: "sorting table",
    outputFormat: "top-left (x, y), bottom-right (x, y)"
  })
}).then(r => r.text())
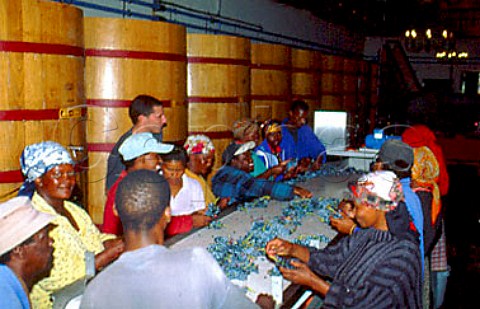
top-left (167, 173), bottom-right (358, 306)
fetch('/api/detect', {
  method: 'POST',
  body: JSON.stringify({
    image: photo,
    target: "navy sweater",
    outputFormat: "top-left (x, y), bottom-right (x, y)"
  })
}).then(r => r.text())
top-left (308, 228), bottom-right (422, 308)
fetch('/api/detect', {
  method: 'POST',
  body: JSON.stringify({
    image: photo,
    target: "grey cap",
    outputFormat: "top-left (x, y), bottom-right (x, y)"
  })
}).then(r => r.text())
top-left (377, 139), bottom-right (414, 172)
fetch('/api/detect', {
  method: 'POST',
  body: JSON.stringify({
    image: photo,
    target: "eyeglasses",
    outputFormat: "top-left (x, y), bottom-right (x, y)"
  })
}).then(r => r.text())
top-left (48, 169), bottom-right (76, 179)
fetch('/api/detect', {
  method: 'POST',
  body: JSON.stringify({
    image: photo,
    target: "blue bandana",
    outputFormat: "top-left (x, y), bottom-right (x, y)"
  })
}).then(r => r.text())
top-left (20, 141), bottom-right (73, 182)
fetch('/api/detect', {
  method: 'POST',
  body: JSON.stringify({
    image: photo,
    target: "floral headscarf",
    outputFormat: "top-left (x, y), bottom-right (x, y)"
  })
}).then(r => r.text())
top-left (232, 118), bottom-right (258, 141)
top-left (184, 135), bottom-right (215, 155)
top-left (411, 146), bottom-right (441, 224)
top-left (402, 125), bottom-right (449, 195)
top-left (20, 141), bottom-right (74, 182)
top-left (351, 171), bottom-right (404, 212)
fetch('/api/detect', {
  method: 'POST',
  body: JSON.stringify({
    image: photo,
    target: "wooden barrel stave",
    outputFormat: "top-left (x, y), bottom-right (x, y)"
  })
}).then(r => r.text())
top-left (320, 54), bottom-right (344, 111)
top-left (343, 58), bottom-right (359, 113)
top-left (291, 48), bottom-right (322, 126)
top-left (85, 17), bottom-right (187, 223)
top-left (251, 43), bottom-right (291, 122)
top-left (0, 0), bottom-right (85, 202)
top-left (187, 34), bottom-right (251, 173)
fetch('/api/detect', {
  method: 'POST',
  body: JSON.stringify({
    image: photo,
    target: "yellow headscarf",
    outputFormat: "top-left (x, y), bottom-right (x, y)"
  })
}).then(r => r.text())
top-left (266, 123), bottom-right (281, 134)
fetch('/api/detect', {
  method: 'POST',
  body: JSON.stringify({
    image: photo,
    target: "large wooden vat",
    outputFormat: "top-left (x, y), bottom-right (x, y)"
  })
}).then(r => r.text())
top-left (187, 34), bottom-right (250, 173)
top-left (369, 63), bottom-right (380, 130)
top-left (0, 0), bottom-right (85, 202)
top-left (342, 58), bottom-right (359, 113)
top-left (354, 60), bottom-right (370, 140)
top-left (85, 17), bottom-right (187, 224)
top-left (291, 48), bottom-right (322, 126)
top-left (251, 43), bottom-right (291, 122)
top-left (320, 54), bottom-right (344, 111)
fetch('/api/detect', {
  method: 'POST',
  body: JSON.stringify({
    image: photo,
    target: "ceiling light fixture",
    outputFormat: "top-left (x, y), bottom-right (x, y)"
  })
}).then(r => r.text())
top-left (404, 27), bottom-right (467, 60)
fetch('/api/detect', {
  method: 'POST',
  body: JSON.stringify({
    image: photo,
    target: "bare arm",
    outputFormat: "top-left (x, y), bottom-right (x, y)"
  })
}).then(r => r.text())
top-left (95, 238), bottom-right (125, 270)
top-left (279, 260), bottom-right (330, 297)
top-left (293, 186), bottom-right (312, 198)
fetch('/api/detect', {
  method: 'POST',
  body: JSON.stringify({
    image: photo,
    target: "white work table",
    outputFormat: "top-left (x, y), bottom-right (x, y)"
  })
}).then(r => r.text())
top-left (168, 173), bottom-right (359, 306)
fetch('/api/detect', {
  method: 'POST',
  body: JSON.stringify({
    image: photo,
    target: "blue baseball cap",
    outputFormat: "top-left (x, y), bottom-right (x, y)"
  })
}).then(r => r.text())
top-left (119, 132), bottom-right (174, 161)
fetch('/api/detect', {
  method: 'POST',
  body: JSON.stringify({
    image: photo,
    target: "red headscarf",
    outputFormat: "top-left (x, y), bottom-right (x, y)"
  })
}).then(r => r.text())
top-left (402, 125), bottom-right (449, 196)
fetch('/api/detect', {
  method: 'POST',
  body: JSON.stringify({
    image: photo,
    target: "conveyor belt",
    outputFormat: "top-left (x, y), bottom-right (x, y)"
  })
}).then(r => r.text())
top-left (169, 174), bottom-right (359, 303)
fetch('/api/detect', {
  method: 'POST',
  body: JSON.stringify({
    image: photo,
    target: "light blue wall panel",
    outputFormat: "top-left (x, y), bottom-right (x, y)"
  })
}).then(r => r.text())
top-left (53, 0), bottom-right (364, 54)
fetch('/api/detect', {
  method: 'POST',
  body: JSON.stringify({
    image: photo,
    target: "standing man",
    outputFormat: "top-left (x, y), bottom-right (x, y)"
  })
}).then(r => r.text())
top-left (0, 197), bottom-right (55, 308)
top-left (280, 100), bottom-right (326, 172)
top-left (81, 170), bottom-right (266, 308)
top-left (105, 95), bottom-right (167, 190)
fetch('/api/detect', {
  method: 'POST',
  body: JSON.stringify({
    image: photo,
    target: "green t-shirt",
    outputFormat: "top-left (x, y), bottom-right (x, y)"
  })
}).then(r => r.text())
top-left (250, 152), bottom-right (267, 178)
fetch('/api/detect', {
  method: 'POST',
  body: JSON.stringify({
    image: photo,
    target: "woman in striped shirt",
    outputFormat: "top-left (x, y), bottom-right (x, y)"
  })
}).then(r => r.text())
top-left (266, 171), bottom-right (422, 308)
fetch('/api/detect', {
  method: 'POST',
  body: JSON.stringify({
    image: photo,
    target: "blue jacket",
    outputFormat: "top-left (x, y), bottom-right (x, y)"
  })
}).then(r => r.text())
top-left (212, 166), bottom-right (294, 204)
top-left (255, 139), bottom-right (287, 169)
top-left (0, 264), bottom-right (30, 309)
top-left (255, 139), bottom-right (287, 181)
top-left (280, 119), bottom-right (326, 163)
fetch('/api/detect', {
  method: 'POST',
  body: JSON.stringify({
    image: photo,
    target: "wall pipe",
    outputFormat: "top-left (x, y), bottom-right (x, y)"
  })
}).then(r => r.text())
top-left (163, 6), bottom-right (263, 33)
top-left (162, 7), bottom-right (357, 56)
top-left (55, 0), bottom-right (161, 20)
top-left (158, 0), bottom-right (263, 30)
top-left (125, 0), bottom-right (162, 10)
top-left (53, 0), bottom-right (362, 57)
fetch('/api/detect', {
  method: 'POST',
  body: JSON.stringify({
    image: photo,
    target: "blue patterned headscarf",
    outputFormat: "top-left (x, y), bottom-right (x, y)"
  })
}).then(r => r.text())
top-left (20, 141), bottom-right (74, 183)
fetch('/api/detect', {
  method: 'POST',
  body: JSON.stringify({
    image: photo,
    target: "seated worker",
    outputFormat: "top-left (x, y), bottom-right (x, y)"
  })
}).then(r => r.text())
top-left (409, 145), bottom-right (441, 255)
top-left (161, 146), bottom-right (212, 237)
top-left (102, 132), bottom-right (174, 235)
top-left (403, 125), bottom-right (450, 309)
top-left (233, 118), bottom-right (286, 180)
top-left (334, 141), bottom-right (426, 250)
top-left (280, 100), bottom-right (326, 173)
top-left (0, 197), bottom-right (55, 309)
top-left (20, 141), bottom-right (125, 308)
top-left (255, 120), bottom-right (296, 181)
top-left (376, 140), bottom-right (426, 270)
top-left (80, 170), bottom-right (269, 308)
top-left (212, 141), bottom-right (312, 206)
top-left (408, 144), bottom-right (441, 308)
top-left (330, 195), bottom-right (416, 245)
top-left (266, 171), bottom-right (422, 308)
top-left (184, 134), bottom-right (216, 205)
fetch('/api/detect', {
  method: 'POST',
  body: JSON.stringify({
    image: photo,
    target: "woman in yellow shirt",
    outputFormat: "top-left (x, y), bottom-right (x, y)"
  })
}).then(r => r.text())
top-left (20, 141), bottom-right (124, 308)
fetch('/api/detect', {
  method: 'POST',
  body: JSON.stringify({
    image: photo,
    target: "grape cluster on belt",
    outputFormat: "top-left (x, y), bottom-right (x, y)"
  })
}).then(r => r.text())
top-left (205, 202), bottom-right (221, 218)
top-left (206, 196), bottom-right (340, 280)
top-left (285, 166), bottom-right (357, 185)
top-left (205, 202), bottom-right (224, 229)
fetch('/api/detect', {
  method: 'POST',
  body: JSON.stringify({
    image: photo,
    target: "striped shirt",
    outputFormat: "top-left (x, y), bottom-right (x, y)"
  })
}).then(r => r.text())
top-left (308, 228), bottom-right (422, 308)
